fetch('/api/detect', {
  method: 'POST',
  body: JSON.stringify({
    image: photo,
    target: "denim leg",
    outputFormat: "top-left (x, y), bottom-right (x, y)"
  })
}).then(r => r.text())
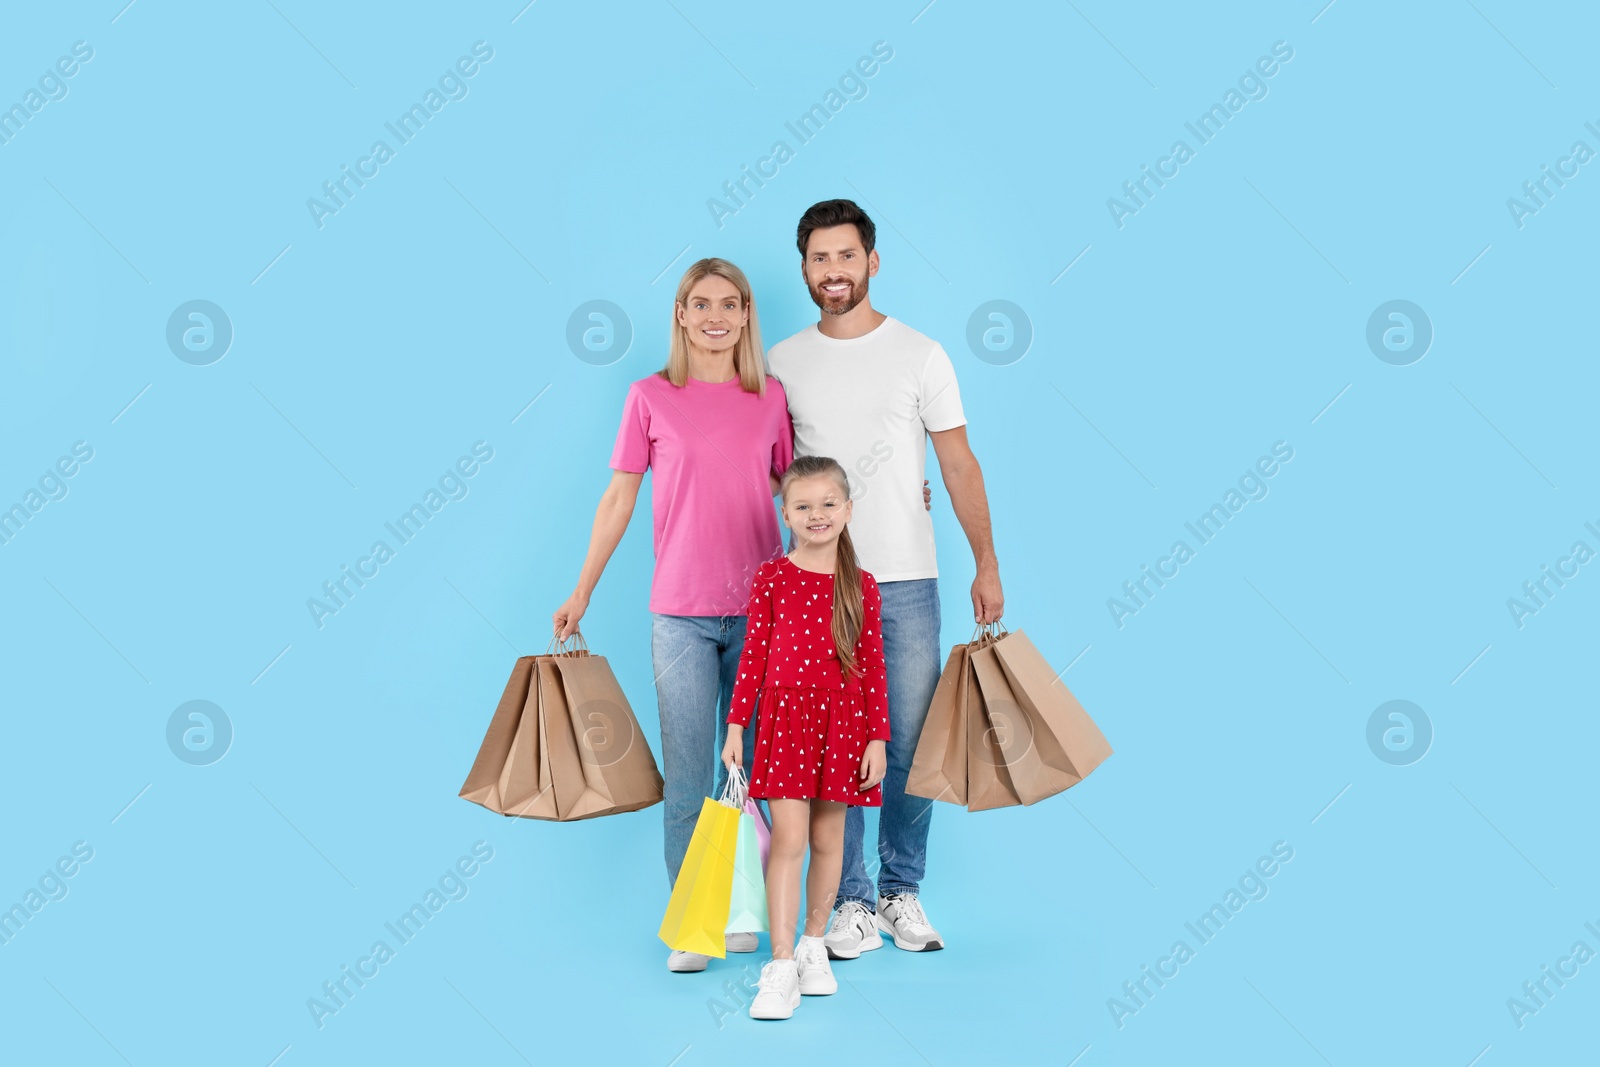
top-left (838, 578), bottom-right (943, 906)
top-left (875, 579), bottom-right (942, 897)
top-left (653, 614), bottom-right (724, 890)
top-left (711, 614), bottom-right (755, 801)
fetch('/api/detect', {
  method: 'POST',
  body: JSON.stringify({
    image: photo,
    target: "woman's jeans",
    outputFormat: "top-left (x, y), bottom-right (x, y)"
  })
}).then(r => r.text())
top-left (652, 613), bottom-right (756, 890)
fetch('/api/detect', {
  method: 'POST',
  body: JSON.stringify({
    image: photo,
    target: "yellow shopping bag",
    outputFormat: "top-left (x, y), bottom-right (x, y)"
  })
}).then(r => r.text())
top-left (658, 770), bottom-right (745, 957)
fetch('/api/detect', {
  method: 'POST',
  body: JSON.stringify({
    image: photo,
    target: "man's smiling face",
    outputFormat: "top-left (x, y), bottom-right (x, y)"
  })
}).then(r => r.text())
top-left (803, 223), bottom-right (877, 316)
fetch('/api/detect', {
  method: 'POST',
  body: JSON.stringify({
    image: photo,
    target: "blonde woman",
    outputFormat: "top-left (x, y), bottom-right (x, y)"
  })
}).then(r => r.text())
top-left (552, 258), bottom-right (794, 973)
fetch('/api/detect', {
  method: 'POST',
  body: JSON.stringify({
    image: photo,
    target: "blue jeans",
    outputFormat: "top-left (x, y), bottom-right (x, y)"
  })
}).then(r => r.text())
top-left (652, 613), bottom-right (756, 890)
top-left (838, 578), bottom-right (942, 906)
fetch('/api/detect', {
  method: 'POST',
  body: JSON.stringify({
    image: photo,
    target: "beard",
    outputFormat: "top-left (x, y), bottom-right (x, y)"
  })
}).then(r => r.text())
top-left (808, 272), bottom-right (869, 316)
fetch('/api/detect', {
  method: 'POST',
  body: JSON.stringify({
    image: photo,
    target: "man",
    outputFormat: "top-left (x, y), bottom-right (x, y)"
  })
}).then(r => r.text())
top-left (766, 198), bottom-right (1004, 958)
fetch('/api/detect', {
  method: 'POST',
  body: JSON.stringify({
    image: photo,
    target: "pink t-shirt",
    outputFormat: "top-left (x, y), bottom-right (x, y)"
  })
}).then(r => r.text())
top-left (610, 373), bottom-right (795, 616)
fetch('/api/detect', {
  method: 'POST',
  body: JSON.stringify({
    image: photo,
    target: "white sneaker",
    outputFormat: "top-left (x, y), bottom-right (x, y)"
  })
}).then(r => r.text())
top-left (823, 900), bottom-right (884, 960)
top-left (876, 894), bottom-right (944, 952)
top-left (725, 931), bottom-right (759, 953)
top-left (667, 949), bottom-right (709, 972)
top-left (795, 938), bottom-right (838, 995)
top-left (748, 958), bottom-right (800, 1020)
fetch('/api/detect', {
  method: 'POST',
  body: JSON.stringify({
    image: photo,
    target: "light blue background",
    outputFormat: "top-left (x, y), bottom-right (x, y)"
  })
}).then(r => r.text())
top-left (2, 1), bottom-right (1595, 1064)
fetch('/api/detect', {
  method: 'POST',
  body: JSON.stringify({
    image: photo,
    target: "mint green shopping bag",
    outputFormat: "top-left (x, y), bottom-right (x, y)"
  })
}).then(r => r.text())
top-left (724, 772), bottom-right (768, 934)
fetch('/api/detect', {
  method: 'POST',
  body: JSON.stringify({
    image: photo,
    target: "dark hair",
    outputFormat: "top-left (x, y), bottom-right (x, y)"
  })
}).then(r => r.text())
top-left (779, 456), bottom-right (864, 679)
top-left (796, 199), bottom-right (876, 259)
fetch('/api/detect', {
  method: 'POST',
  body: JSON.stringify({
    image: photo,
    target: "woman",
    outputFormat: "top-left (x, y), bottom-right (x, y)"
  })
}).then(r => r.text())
top-left (552, 258), bottom-right (793, 973)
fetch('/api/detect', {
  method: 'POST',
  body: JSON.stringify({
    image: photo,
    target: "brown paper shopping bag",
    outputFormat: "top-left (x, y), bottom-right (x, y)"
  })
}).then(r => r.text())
top-left (459, 638), bottom-right (663, 821)
top-left (459, 656), bottom-right (543, 815)
top-left (965, 635), bottom-right (1027, 811)
top-left (906, 643), bottom-right (972, 806)
top-left (548, 652), bottom-right (664, 820)
top-left (969, 635), bottom-right (1075, 807)
top-left (991, 629), bottom-right (1112, 787)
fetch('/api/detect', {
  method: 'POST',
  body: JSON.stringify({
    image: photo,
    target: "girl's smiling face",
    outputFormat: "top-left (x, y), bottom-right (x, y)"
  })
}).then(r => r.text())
top-left (783, 473), bottom-right (852, 548)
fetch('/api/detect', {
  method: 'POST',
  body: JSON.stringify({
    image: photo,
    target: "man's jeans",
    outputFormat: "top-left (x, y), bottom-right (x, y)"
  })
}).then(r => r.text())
top-left (837, 578), bottom-right (942, 906)
top-left (652, 613), bottom-right (756, 890)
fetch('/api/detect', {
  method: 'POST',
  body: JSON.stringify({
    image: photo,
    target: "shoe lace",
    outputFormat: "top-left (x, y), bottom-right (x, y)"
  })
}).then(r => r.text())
top-left (830, 901), bottom-right (870, 934)
top-left (758, 959), bottom-right (791, 990)
top-left (889, 895), bottom-right (933, 934)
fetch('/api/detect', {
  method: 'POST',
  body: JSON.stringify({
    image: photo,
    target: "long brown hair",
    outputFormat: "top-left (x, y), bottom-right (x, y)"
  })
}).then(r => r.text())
top-left (663, 257), bottom-right (766, 395)
top-left (780, 456), bottom-right (864, 679)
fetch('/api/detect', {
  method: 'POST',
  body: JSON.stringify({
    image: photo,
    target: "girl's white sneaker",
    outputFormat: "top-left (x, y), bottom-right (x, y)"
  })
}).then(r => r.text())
top-left (748, 959), bottom-right (800, 1020)
top-left (795, 938), bottom-right (838, 995)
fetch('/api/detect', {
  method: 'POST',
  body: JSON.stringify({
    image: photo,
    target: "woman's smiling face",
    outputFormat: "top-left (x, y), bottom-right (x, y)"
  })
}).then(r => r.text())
top-left (676, 275), bottom-right (747, 357)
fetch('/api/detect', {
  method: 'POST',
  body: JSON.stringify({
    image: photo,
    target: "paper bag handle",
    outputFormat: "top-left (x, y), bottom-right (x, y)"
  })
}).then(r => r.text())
top-left (719, 764), bottom-right (749, 810)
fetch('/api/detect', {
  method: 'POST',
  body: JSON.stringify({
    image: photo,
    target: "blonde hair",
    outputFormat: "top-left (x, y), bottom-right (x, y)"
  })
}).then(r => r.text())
top-left (780, 456), bottom-right (864, 680)
top-left (662, 258), bottom-right (766, 394)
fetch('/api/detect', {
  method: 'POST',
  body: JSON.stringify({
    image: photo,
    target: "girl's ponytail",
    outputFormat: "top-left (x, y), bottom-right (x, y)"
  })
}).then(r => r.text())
top-left (832, 523), bottom-right (865, 679)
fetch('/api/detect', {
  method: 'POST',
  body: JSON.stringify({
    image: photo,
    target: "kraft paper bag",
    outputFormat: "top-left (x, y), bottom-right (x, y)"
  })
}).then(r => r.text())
top-left (459, 639), bottom-right (664, 822)
top-left (969, 637), bottom-right (1075, 807)
top-left (906, 644), bottom-right (972, 806)
top-left (551, 653), bottom-right (664, 819)
top-left (659, 778), bottom-right (743, 957)
top-left (534, 658), bottom-right (592, 820)
top-left (991, 629), bottom-right (1112, 787)
top-left (459, 656), bottom-right (536, 814)
top-left (964, 637), bottom-right (1027, 812)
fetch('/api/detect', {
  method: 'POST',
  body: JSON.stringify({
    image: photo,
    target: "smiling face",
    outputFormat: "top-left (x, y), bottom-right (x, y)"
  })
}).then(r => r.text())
top-left (783, 472), bottom-right (853, 549)
top-left (802, 223), bottom-right (877, 316)
top-left (675, 274), bottom-right (748, 357)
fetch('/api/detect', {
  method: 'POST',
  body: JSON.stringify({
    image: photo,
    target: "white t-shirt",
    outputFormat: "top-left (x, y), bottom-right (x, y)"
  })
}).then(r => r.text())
top-left (768, 316), bottom-right (967, 582)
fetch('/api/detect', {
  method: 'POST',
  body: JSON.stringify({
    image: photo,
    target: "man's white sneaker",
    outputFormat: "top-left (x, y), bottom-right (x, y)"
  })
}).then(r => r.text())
top-left (876, 894), bottom-right (944, 951)
top-left (748, 958), bottom-right (800, 1020)
top-left (725, 931), bottom-right (759, 953)
top-left (795, 938), bottom-right (838, 995)
top-left (823, 900), bottom-right (884, 960)
top-left (667, 949), bottom-right (709, 972)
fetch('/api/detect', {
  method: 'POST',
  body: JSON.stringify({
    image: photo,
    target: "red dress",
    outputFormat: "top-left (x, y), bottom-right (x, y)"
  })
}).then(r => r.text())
top-left (728, 556), bottom-right (890, 805)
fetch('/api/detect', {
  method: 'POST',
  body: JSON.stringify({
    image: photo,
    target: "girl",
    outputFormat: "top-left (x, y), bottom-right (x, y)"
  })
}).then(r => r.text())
top-left (721, 455), bottom-right (889, 1021)
top-left (552, 258), bottom-right (794, 974)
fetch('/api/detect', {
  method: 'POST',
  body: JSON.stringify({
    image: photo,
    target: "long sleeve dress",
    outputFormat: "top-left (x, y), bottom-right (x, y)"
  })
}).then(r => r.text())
top-left (727, 555), bottom-right (890, 806)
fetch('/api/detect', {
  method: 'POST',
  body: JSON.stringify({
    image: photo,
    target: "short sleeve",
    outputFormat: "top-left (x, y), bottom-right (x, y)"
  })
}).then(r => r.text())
top-left (609, 381), bottom-right (651, 473)
top-left (918, 343), bottom-right (967, 433)
top-left (769, 379), bottom-right (795, 481)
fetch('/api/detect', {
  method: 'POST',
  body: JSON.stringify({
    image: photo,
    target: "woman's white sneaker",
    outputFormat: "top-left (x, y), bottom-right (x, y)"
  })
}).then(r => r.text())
top-left (725, 931), bottom-right (759, 953)
top-left (667, 949), bottom-right (710, 972)
top-left (876, 894), bottom-right (944, 951)
top-left (748, 959), bottom-right (800, 1020)
top-left (823, 900), bottom-right (884, 960)
top-left (795, 937), bottom-right (838, 995)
